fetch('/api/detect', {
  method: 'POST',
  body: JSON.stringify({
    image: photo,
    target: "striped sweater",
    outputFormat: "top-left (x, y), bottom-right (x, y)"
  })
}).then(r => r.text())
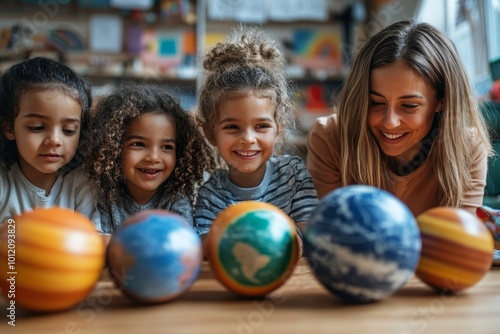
top-left (194, 155), bottom-right (319, 236)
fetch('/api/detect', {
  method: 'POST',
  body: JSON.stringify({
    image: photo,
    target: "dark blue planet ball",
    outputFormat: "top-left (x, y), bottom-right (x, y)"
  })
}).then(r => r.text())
top-left (303, 185), bottom-right (421, 303)
top-left (107, 210), bottom-right (202, 304)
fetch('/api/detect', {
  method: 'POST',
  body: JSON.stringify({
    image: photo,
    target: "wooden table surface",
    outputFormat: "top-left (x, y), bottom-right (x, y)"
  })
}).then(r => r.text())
top-left (1, 258), bottom-right (499, 334)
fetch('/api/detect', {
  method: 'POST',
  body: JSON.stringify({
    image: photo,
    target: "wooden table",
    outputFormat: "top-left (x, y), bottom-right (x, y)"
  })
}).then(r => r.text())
top-left (1, 259), bottom-right (499, 334)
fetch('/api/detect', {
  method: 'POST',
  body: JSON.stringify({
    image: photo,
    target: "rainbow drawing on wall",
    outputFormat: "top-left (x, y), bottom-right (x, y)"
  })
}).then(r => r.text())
top-left (293, 28), bottom-right (342, 71)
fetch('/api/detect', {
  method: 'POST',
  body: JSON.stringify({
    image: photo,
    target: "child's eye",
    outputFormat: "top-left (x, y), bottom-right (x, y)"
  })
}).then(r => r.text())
top-left (27, 125), bottom-right (44, 132)
top-left (223, 124), bottom-right (239, 130)
top-left (162, 144), bottom-right (175, 151)
top-left (130, 142), bottom-right (145, 147)
top-left (256, 123), bottom-right (272, 129)
top-left (63, 129), bottom-right (77, 135)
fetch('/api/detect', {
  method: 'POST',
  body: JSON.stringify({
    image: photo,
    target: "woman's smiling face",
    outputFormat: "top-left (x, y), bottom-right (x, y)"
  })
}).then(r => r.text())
top-left (368, 60), bottom-right (442, 163)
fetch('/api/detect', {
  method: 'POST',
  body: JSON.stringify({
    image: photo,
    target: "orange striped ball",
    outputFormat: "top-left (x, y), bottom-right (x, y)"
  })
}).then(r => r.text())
top-left (416, 207), bottom-right (493, 292)
top-left (0, 207), bottom-right (105, 312)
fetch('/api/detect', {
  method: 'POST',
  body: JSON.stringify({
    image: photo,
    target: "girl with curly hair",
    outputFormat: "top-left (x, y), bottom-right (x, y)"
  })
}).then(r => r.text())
top-left (195, 27), bottom-right (319, 255)
top-left (86, 84), bottom-right (215, 236)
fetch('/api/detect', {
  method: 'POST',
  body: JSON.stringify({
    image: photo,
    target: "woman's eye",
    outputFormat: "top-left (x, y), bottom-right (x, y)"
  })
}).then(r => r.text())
top-left (370, 101), bottom-right (384, 107)
top-left (402, 104), bottom-right (418, 109)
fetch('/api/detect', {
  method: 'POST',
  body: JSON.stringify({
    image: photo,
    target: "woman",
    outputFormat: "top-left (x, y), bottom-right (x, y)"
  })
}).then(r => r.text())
top-left (306, 20), bottom-right (491, 216)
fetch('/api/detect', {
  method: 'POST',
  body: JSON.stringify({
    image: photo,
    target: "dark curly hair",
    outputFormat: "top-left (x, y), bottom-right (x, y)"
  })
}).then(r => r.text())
top-left (86, 83), bottom-right (215, 206)
top-left (0, 57), bottom-right (92, 171)
top-left (197, 26), bottom-right (296, 153)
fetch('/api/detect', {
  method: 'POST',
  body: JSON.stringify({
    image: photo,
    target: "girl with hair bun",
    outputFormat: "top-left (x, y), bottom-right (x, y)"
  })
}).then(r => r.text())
top-left (195, 27), bottom-right (319, 256)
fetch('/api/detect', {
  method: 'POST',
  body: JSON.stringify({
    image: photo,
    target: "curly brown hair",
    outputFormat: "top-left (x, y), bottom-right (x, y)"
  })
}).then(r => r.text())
top-left (197, 26), bottom-right (296, 153)
top-left (85, 83), bottom-right (215, 206)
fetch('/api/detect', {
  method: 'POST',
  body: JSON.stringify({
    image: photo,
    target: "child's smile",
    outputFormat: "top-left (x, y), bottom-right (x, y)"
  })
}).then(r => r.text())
top-left (122, 113), bottom-right (176, 205)
top-left (209, 93), bottom-right (279, 188)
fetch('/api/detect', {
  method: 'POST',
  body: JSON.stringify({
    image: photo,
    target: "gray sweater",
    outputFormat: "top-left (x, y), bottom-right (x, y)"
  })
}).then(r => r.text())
top-left (97, 190), bottom-right (193, 233)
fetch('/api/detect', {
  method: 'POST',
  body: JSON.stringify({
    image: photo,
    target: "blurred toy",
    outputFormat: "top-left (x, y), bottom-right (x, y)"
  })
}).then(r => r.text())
top-left (417, 207), bottom-right (494, 292)
top-left (206, 201), bottom-right (299, 297)
top-left (303, 185), bottom-right (421, 303)
top-left (490, 80), bottom-right (500, 102)
top-left (476, 206), bottom-right (500, 244)
top-left (476, 205), bottom-right (500, 266)
top-left (107, 210), bottom-right (202, 304)
top-left (0, 207), bottom-right (105, 312)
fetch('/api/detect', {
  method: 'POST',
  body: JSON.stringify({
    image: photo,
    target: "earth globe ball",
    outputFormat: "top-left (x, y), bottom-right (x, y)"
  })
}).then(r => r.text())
top-left (206, 201), bottom-right (299, 297)
top-left (416, 207), bottom-right (493, 292)
top-left (107, 210), bottom-right (202, 304)
top-left (303, 185), bottom-right (421, 303)
top-left (0, 207), bottom-right (105, 312)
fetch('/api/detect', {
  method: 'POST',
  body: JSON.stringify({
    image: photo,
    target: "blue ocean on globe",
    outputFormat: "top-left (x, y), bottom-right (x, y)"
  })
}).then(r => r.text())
top-left (113, 215), bottom-right (202, 301)
top-left (304, 185), bottom-right (421, 303)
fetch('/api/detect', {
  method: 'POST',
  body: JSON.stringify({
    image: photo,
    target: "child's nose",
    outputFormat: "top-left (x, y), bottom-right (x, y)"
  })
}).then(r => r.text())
top-left (145, 147), bottom-right (160, 162)
top-left (241, 129), bottom-right (256, 144)
top-left (44, 130), bottom-right (62, 146)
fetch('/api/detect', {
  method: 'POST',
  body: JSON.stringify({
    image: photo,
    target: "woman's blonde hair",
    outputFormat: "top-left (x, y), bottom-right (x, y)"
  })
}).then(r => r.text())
top-left (337, 20), bottom-right (491, 207)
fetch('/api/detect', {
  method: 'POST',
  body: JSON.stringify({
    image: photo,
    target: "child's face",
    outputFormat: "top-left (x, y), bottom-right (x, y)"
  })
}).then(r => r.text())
top-left (209, 94), bottom-right (279, 187)
top-left (4, 90), bottom-right (82, 184)
top-left (121, 113), bottom-right (176, 205)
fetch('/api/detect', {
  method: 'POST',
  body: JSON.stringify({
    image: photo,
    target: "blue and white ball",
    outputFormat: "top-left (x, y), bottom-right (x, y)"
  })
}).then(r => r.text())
top-left (303, 185), bottom-right (421, 303)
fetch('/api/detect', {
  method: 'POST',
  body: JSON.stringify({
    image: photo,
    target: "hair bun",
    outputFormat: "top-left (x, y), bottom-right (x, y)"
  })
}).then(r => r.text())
top-left (203, 28), bottom-right (284, 72)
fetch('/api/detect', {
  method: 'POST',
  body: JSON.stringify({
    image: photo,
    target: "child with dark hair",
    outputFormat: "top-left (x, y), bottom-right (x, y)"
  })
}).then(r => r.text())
top-left (86, 84), bottom-right (215, 236)
top-left (0, 57), bottom-right (95, 222)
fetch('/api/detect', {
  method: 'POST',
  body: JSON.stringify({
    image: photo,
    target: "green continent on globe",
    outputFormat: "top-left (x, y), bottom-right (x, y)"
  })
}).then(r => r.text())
top-left (232, 243), bottom-right (271, 282)
top-left (218, 210), bottom-right (294, 286)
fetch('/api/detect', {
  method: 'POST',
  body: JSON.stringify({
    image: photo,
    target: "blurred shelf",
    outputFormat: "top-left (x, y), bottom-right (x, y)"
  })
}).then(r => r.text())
top-left (83, 74), bottom-right (196, 85)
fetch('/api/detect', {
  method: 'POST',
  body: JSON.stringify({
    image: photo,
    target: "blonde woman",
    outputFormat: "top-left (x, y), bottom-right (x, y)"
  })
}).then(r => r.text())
top-left (307, 20), bottom-right (491, 216)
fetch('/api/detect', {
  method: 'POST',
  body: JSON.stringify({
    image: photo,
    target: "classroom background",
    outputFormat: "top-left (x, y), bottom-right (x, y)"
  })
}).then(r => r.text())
top-left (0, 0), bottom-right (499, 201)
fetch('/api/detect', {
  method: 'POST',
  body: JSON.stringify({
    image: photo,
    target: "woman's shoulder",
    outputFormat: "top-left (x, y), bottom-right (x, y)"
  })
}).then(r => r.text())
top-left (308, 114), bottom-right (340, 142)
top-left (462, 126), bottom-right (488, 150)
top-left (310, 113), bottom-right (338, 130)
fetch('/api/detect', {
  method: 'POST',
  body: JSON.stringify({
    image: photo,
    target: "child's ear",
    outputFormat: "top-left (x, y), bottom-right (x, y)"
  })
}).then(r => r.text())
top-left (202, 125), bottom-right (216, 146)
top-left (1, 121), bottom-right (15, 140)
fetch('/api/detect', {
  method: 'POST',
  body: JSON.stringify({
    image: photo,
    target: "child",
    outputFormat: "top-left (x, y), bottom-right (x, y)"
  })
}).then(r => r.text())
top-left (86, 84), bottom-right (215, 236)
top-left (0, 57), bottom-right (95, 222)
top-left (195, 27), bottom-right (319, 254)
